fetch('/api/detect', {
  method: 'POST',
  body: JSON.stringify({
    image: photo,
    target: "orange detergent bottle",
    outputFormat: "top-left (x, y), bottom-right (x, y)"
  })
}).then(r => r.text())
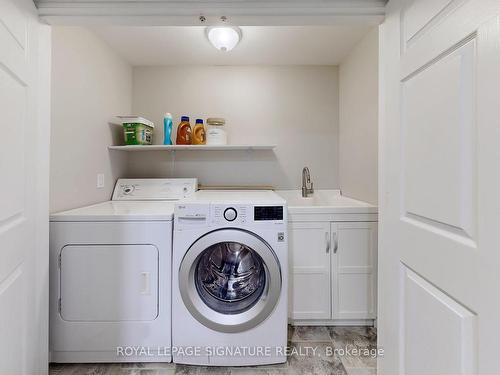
top-left (192, 118), bottom-right (206, 145)
top-left (176, 116), bottom-right (192, 145)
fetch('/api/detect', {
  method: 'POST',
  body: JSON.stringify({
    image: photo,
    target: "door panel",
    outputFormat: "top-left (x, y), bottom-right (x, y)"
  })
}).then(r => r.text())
top-left (402, 266), bottom-right (476, 375)
top-left (0, 0), bottom-right (28, 80)
top-left (0, 268), bottom-right (26, 374)
top-left (403, 0), bottom-right (461, 45)
top-left (402, 38), bottom-right (476, 240)
top-left (289, 222), bottom-right (331, 320)
top-left (0, 67), bottom-right (26, 222)
top-left (0, 0), bottom-right (49, 374)
top-left (332, 222), bottom-right (377, 320)
top-left (380, 1), bottom-right (500, 374)
top-left (400, 0), bottom-right (500, 79)
top-left (60, 245), bottom-right (159, 322)
top-left (337, 273), bottom-right (373, 316)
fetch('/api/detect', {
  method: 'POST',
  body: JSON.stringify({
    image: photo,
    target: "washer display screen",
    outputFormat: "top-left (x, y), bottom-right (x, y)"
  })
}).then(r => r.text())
top-left (194, 241), bottom-right (266, 315)
top-left (254, 206), bottom-right (283, 221)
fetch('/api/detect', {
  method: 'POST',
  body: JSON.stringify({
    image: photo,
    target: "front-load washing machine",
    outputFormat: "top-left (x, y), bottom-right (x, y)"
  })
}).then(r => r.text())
top-left (49, 178), bottom-right (197, 363)
top-left (172, 190), bottom-right (288, 366)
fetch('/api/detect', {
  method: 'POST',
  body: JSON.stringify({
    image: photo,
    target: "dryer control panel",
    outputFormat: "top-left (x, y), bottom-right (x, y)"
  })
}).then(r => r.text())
top-left (112, 178), bottom-right (198, 201)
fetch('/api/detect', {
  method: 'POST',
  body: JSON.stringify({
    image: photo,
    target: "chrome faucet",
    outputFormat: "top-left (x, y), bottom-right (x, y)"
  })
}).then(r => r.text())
top-left (302, 167), bottom-right (314, 198)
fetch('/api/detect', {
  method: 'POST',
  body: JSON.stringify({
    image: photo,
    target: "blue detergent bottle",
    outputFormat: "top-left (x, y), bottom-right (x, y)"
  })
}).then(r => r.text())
top-left (163, 113), bottom-right (173, 145)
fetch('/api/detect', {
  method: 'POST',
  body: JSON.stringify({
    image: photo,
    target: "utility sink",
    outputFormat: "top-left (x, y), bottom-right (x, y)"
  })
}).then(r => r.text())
top-left (276, 189), bottom-right (377, 215)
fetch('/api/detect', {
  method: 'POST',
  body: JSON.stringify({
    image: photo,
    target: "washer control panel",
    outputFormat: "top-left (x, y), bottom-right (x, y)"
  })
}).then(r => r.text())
top-left (213, 205), bottom-right (248, 224)
top-left (211, 204), bottom-right (284, 225)
top-left (176, 202), bottom-right (286, 228)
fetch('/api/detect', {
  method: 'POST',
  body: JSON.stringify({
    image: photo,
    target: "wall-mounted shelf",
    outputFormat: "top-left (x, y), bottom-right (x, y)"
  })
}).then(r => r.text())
top-left (108, 144), bottom-right (277, 152)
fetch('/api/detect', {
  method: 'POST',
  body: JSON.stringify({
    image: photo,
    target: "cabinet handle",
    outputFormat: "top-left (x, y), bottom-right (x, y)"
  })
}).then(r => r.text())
top-left (325, 231), bottom-right (330, 253)
top-left (333, 232), bottom-right (339, 253)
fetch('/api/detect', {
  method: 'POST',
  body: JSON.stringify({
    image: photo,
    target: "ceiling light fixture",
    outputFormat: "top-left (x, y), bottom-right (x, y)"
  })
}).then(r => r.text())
top-left (206, 25), bottom-right (242, 52)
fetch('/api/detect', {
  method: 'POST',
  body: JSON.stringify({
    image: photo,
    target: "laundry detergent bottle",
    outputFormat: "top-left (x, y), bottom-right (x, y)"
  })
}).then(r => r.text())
top-left (163, 113), bottom-right (173, 145)
top-left (192, 118), bottom-right (206, 145)
top-left (176, 116), bottom-right (192, 145)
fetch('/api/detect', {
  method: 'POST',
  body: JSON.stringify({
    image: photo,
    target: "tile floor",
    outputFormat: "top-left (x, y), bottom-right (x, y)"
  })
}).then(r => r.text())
top-left (49, 326), bottom-right (377, 375)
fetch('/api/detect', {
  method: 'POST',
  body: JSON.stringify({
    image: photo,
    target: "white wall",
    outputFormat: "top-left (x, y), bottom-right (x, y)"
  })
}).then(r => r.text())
top-left (339, 27), bottom-right (378, 204)
top-left (129, 66), bottom-right (339, 189)
top-left (50, 27), bottom-right (132, 212)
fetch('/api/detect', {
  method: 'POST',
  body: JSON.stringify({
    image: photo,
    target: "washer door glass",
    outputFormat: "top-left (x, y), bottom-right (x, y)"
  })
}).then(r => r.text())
top-left (179, 229), bottom-right (282, 333)
top-left (195, 242), bottom-right (266, 315)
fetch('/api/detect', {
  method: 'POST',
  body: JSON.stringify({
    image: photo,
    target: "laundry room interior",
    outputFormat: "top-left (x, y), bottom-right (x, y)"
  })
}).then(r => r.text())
top-left (50, 24), bottom-right (378, 212)
top-left (4, 1), bottom-right (497, 374)
top-left (47, 21), bottom-right (379, 374)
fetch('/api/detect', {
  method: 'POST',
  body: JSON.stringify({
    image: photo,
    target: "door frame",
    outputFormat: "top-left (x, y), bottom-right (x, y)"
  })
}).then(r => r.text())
top-left (32, 0), bottom-right (385, 370)
top-left (34, 23), bottom-right (52, 372)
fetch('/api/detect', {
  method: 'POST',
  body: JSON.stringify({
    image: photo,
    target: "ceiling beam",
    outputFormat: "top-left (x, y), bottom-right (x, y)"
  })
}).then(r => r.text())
top-left (35, 0), bottom-right (386, 26)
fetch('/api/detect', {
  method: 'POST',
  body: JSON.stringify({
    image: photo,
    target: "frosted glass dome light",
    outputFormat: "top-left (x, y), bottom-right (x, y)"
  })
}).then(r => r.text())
top-left (206, 26), bottom-right (242, 51)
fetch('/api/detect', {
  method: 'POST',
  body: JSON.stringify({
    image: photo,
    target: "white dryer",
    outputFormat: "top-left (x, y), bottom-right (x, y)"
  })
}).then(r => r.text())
top-left (49, 178), bottom-right (197, 363)
top-left (173, 190), bottom-right (288, 366)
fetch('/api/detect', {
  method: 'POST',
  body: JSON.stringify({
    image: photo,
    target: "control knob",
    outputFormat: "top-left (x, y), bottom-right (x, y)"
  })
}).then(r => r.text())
top-left (223, 207), bottom-right (238, 222)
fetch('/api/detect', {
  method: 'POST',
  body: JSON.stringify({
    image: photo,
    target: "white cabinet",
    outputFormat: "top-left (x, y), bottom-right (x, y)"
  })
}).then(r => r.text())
top-left (288, 222), bottom-right (331, 320)
top-left (288, 220), bottom-right (377, 324)
top-left (332, 222), bottom-right (377, 320)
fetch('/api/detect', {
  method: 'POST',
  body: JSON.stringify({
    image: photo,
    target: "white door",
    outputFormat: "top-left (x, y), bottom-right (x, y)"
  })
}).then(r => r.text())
top-left (0, 0), bottom-right (50, 374)
top-left (332, 222), bottom-right (377, 320)
top-left (379, 0), bottom-right (500, 374)
top-left (289, 222), bottom-right (331, 320)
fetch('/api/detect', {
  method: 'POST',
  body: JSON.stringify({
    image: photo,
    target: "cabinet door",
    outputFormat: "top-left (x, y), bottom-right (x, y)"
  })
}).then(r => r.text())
top-left (289, 222), bottom-right (331, 320)
top-left (332, 222), bottom-right (377, 320)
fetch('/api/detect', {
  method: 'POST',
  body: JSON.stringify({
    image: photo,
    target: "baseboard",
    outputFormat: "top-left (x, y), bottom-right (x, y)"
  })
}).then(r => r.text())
top-left (50, 351), bottom-right (172, 363)
top-left (289, 319), bottom-right (375, 326)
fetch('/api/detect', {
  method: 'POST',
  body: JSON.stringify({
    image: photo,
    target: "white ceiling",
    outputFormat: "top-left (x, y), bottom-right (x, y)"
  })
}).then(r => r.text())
top-left (92, 25), bottom-right (374, 66)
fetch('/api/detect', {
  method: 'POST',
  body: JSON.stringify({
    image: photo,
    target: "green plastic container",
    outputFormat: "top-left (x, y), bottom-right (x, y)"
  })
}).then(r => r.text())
top-left (118, 116), bottom-right (154, 145)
